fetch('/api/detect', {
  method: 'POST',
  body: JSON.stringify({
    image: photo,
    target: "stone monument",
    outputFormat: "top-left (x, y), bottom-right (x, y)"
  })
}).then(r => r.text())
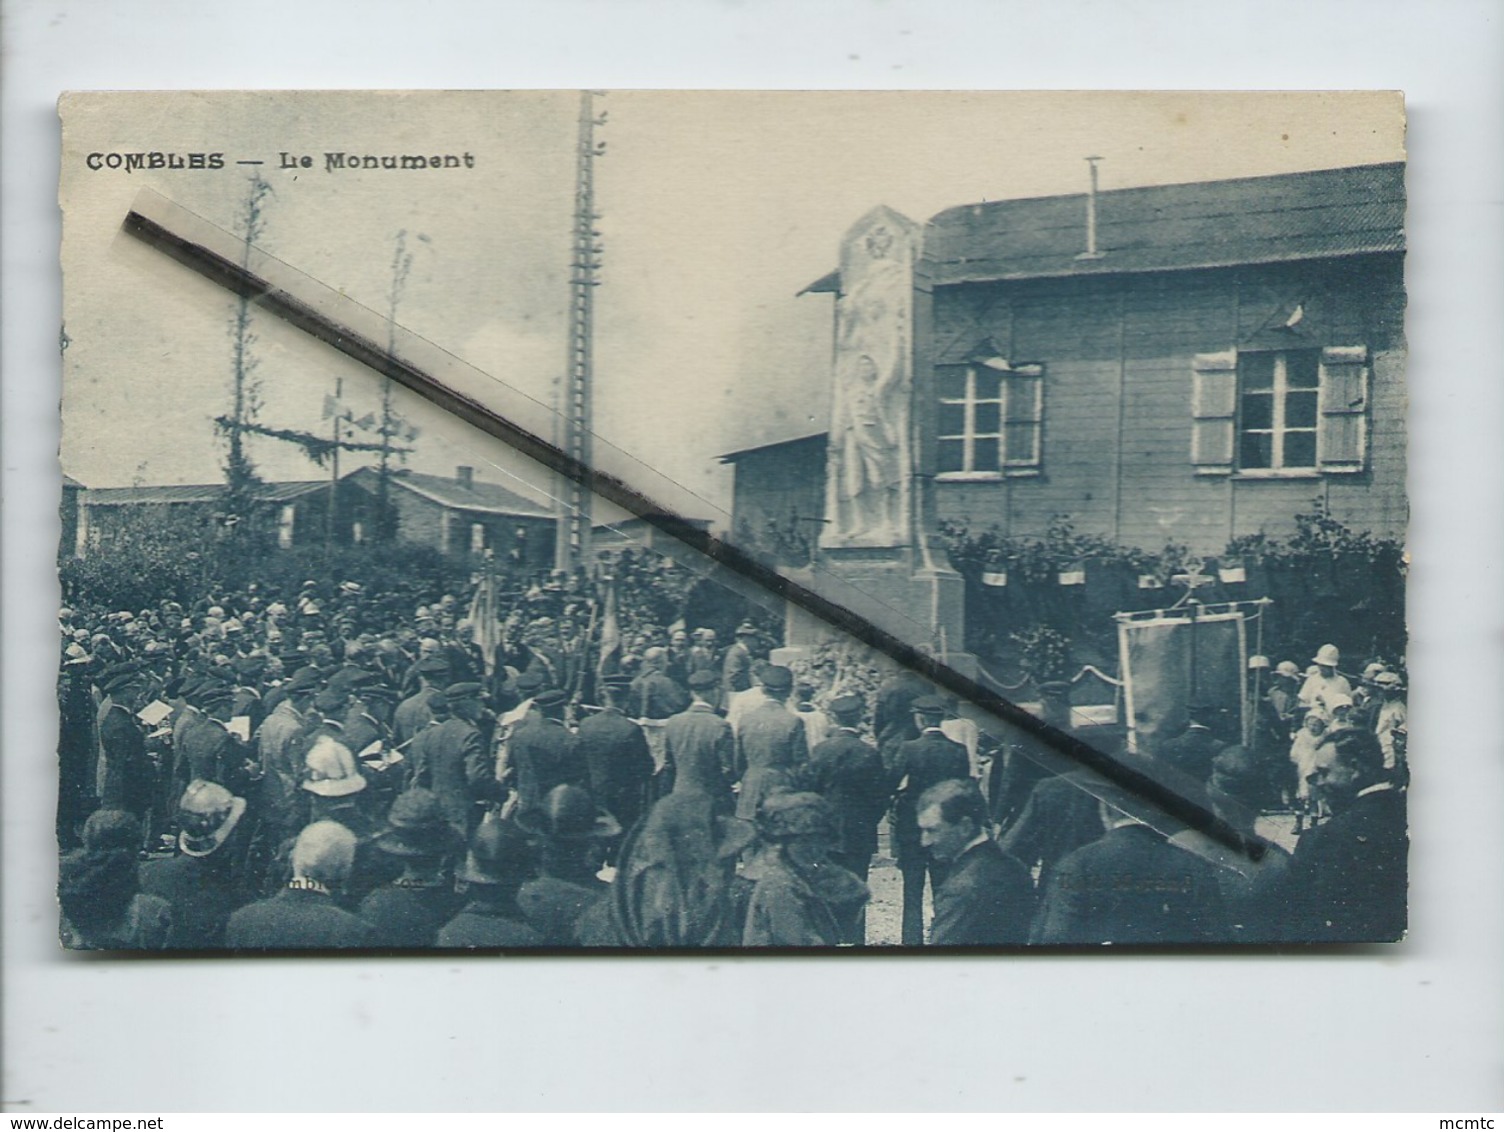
top-left (776, 205), bottom-right (974, 676)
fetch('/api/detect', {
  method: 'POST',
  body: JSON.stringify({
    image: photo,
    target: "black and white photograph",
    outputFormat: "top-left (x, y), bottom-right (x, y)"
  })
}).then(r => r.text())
top-left (55, 90), bottom-right (1408, 951)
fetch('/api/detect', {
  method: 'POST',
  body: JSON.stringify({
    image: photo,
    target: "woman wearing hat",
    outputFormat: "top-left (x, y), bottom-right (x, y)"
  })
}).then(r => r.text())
top-left (739, 790), bottom-right (868, 948)
top-left (1298, 644), bottom-right (1353, 723)
top-left (59, 810), bottom-right (172, 950)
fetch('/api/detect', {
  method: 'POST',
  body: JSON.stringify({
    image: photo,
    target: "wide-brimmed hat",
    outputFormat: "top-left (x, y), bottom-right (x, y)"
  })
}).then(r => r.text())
top-left (456, 814), bottom-right (536, 885)
top-left (515, 784), bottom-right (621, 843)
top-left (686, 669), bottom-right (718, 692)
top-left (755, 790), bottom-right (836, 842)
top-left (374, 788), bottom-right (466, 858)
top-left (301, 735), bottom-right (368, 797)
top-left (1312, 644), bottom-right (1341, 667)
top-left (1375, 671), bottom-right (1404, 690)
top-left (734, 622), bottom-right (759, 637)
top-left (1275, 660), bottom-right (1301, 678)
top-left (177, 779), bottom-right (248, 858)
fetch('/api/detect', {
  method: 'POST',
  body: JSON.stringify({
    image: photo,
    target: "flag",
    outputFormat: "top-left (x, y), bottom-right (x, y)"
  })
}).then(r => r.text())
top-left (467, 568), bottom-right (500, 676)
top-left (594, 573), bottom-right (622, 686)
top-left (321, 393), bottom-right (343, 420)
top-left (353, 413), bottom-right (377, 432)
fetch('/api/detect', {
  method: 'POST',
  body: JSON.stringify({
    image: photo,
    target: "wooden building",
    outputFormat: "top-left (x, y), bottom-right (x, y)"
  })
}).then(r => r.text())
top-left (725, 162), bottom-right (1406, 558)
top-left (74, 465), bottom-right (557, 569)
top-left (341, 465), bottom-right (556, 569)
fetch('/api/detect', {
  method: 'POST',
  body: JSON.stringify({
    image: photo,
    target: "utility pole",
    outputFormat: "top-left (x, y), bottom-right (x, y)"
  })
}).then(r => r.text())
top-left (555, 90), bottom-right (606, 573)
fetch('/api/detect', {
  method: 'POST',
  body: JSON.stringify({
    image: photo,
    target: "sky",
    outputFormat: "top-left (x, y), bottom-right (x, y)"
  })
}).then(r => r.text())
top-left (59, 90), bottom-right (1405, 521)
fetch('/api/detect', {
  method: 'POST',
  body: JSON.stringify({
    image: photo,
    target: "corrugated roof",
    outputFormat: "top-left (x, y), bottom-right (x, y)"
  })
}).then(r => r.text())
top-left (922, 162), bottom-right (1405, 286)
top-left (371, 467), bottom-right (555, 518)
top-left (82, 481), bottom-right (327, 506)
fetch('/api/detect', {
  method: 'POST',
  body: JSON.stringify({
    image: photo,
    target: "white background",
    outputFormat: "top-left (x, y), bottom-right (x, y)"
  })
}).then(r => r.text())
top-left (3, 0), bottom-right (1501, 1112)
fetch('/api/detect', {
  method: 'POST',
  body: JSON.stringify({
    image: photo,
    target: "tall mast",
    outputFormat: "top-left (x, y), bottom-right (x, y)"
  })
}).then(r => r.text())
top-left (556, 90), bottom-right (606, 572)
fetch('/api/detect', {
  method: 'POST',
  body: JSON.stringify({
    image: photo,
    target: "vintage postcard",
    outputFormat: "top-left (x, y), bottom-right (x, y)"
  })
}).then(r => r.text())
top-left (57, 91), bottom-right (1407, 950)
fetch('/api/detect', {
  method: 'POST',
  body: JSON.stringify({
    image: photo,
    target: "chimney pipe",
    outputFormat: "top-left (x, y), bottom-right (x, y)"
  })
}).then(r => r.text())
top-left (1077, 155), bottom-right (1106, 261)
top-left (456, 465), bottom-right (474, 491)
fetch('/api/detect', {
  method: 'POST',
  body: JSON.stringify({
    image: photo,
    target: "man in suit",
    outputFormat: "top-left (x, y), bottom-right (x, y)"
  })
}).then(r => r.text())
top-left (805, 694), bottom-right (889, 881)
top-left (393, 655), bottom-right (450, 744)
top-left (721, 622), bottom-right (759, 701)
top-left (1031, 786), bottom-right (1230, 945)
top-left (95, 666), bottom-right (157, 834)
top-left (892, 695), bottom-right (972, 945)
top-left (508, 688), bottom-right (588, 815)
top-left (410, 684), bottom-right (501, 838)
top-left (176, 681), bottom-right (257, 797)
top-left (918, 778), bottom-right (1034, 946)
top-left (225, 820), bottom-right (375, 950)
top-left (662, 669), bottom-right (736, 810)
top-left (576, 675), bottom-right (655, 834)
top-left (1281, 727), bottom-right (1407, 941)
top-left (258, 666), bottom-right (319, 786)
top-left (628, 647), bottom-right (689, 721)
top-left (733, 665), bottom-right (808, 821)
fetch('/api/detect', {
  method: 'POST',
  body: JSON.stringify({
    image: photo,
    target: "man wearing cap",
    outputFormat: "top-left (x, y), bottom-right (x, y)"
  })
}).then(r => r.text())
top-left (94, 663), bottom-right (157, 835)
top-left (792, 681), bottom-right (832, 752)
top-left (662, 669), bottom-right (736, 811)
top-left (733, 665), bottom-right (810, 822)
top-left (175, 679), bottom-right (257, 797)
top-left (139, 780), bottom-right (254, 949)
top-left (226, 821), bottom-right (375, 949)
top-left (1282, 727), bottom-right (1407, 942)
top-left (259, 666), bottom-right (320, 788)
top-left (722, 622), bottom-right (759, 699)
top-left (576, 675), bottom-right (655, 836)
top-left (918, 779), bottom-right (1035, 946)
top-left (507, 688), bottom-right (589, 816)
top-left (438, 817), bottom-right (543, 948)
top-left (516, 784), bottom-right (621, 945)
top-left (1373, 671), bottom-right (1408, 772)
top-left (1299, 644), bottom-right (1353, 722)
top-left (359, 788), bottom-right (466, 948)
top-left (892, 694), bottom-right (972, 946)
top-left (805, 694), bottom-right (890, 883)
top-left (393, 655), bottom-right (450, 745)
top-left (410, 684), bottom-right (501, 838)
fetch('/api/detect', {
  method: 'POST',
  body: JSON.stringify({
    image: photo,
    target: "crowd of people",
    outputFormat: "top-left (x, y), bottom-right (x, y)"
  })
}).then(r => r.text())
top-left (55, 562), bottom-right (1408, 950)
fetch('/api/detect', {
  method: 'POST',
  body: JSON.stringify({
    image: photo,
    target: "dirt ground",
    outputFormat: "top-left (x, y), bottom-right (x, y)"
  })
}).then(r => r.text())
top-left (863, 820), bottom-right (929, 946)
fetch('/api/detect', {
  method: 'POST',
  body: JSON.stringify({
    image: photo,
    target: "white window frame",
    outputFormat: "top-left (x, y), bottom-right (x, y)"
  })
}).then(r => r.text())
top-left (1236, 349), bottom-right (1321, 477)
top-left (935, 362), bottom-right (1044, 481)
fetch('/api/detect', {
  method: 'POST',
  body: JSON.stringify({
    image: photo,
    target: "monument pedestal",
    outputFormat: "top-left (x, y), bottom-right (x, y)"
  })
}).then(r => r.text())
top-left (774, 545), bottom-right (978, 679)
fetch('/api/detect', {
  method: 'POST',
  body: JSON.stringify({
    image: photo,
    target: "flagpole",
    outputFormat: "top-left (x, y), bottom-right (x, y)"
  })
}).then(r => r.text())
top-left (326, 376), bottom-right (342, 554)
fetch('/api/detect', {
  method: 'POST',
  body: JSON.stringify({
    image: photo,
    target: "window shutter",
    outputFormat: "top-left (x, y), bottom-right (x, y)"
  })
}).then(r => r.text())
top-left (1318, 346), bottom-right (1369, 473)
top-left (1005, 363), bottom-right (1044, 469)
top-left (1191, 350), bottom-right (1237, 474)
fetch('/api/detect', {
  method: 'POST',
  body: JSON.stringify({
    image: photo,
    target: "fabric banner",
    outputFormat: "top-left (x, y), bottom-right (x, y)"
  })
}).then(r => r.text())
top-left (1120, 611), bottom-right (1245, 751)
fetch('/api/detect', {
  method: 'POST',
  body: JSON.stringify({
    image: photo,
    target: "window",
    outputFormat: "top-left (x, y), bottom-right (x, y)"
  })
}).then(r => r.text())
top-left (1237, 349), bottom-right (1320, 471)
top-left (1191, 346), bottom-right (1370, 476)
top-left (470, 522), bottom-right (486, 554)
top-left (936, 362), bottom-right (1043, 478)
top-left (277, 504), bottom-right (296, 550)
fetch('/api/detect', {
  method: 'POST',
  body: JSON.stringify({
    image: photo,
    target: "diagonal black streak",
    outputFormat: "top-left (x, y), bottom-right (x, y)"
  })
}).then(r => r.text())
top-left (122, 206), bottom-right (1265, 862)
